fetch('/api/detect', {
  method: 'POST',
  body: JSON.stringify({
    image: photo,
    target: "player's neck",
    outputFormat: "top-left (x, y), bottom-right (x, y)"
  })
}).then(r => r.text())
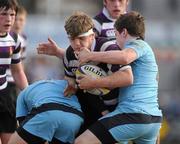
top-left (0, 32), bottom-right (8, 37)
top-left (126, 35), bottom-right (139, 42)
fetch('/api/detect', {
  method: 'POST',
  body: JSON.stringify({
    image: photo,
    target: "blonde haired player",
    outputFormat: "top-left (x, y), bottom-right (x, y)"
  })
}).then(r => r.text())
top-left (61, 11), bottom-right (133, 133)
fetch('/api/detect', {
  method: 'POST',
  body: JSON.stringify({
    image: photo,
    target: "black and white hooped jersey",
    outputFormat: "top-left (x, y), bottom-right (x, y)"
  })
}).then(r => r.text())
top-left (6, 33), bottom-right (27, 83)
top-left (19, 34), bottom-right (27, 60)
top-left (63, 37), bottom-right (131, 105)
top-left (0, 32), bottom-right (21, 90)
top-left (93, 8), bottom-right (116, 40)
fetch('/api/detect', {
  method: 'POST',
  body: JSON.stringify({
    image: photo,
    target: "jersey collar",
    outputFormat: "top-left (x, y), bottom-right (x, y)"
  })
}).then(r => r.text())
top-left (103, 7), bottom-right (116, 22)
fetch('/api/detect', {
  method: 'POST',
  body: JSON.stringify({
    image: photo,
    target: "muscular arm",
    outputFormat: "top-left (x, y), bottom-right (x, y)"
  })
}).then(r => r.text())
top-left (10, 62), bottom-right (28, 90)
top-left (77, 68), bottom-right (133, 90)
top-left (78, 48), bottom-right (137, 65)
top-left (98, 68), bottom-right (133, 89)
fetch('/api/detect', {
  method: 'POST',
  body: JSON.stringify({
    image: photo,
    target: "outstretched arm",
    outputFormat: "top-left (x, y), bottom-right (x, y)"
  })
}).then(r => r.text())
top-left (37, 37), bottom-right (65, 59)
top-left (78, 48), bottom-right (137, 65)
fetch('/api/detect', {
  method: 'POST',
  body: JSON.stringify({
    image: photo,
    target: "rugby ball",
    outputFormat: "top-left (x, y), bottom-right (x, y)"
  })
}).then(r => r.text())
top-left (76, 64), bottom-right (110, 96)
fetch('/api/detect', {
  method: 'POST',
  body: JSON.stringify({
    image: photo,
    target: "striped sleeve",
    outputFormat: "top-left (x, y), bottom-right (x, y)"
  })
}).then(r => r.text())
top-left (93, 18), bottom-right (101, 36)
top-left (63, 50), bottom-right (75, 78)
top-left (11, 34), bottom-right (21, 64)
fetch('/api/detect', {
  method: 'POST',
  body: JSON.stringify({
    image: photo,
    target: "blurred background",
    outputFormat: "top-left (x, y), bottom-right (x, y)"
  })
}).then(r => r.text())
top-left (18, 0), bottom-right (180, 143)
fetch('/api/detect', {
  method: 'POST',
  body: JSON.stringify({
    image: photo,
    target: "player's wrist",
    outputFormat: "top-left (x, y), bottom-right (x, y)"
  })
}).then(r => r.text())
top-left (56, 48), bottom-right (65, 58)
top-left (19, 84), bottom-right (28, 91)
top-left (88, 52), bottom-right (94, 61)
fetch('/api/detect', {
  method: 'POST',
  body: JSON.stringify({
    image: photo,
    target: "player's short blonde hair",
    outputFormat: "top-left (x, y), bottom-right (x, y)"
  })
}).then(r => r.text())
top-left (64, 11), bottom-right (94, 38)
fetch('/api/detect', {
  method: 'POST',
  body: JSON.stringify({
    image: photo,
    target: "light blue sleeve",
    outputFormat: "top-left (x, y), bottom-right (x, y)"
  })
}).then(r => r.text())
top-left (125, 40), bottom-right (147, 59)
top-left (16, 89), bottom-right (28, 118)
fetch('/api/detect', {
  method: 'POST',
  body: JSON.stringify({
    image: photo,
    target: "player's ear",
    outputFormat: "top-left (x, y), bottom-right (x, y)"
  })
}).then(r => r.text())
top-left (122, 28), bottom-right (128, 38)
top-left (103, 0), bottom-right (107, 7)
top-left (90, 33), bottom-right (95, 40)
top-left (92, 33), bottom-right (95, 37)
top-left (125, 0), bottom-right (129, 11)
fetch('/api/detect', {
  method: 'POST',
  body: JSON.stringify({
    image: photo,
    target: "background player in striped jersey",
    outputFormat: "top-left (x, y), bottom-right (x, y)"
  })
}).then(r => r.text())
top-left (0, 0), bottom-right (28, 144)
top-left (62, 11), bottom-right (133, 132)
top-left (93, 0), bottom-right (129, 40)
top-left (11, 5), bottom-right (27, 60)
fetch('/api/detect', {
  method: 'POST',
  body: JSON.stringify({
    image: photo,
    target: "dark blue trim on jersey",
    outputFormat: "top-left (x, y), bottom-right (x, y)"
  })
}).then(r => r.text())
top-left (49, 137), bottom-right (71, 144)
top-left (19, 103), bottom-right (84, 127)
top-left (17, 126), bottom-right (72, 144)
top-left (89, 113), bottom-right (162, 144)
top-left (17, 127), bottom-right (46, 144)
top-left (100, 113), bottom-right (162, 130)
top-left (89, 121), bottom-right (117, 144)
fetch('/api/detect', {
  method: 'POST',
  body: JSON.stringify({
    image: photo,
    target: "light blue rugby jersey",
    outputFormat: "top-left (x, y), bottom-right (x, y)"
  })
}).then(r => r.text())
top-left (117, 39), bottom-right (162, 116)
top-left (16, 80), bottom-right (82, 118)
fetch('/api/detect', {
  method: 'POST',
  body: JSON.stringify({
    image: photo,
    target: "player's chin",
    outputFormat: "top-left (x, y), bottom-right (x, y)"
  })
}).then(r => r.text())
top-left (112, 11), bottom-right (121, 18)
top-left (3, 28), bottom-right (11, 33)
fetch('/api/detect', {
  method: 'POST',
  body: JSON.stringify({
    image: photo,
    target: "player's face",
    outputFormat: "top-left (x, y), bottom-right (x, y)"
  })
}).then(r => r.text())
top-left (0, 8), bottom-right (16, 35)
top-left (104, 0), bottom-right (128, 19)
top-left (12, 13), bottom-right (26, 34)
top-left (69, 34), bottom-right (94, 53)
top-left (115, 29), bottom-right (126, 48)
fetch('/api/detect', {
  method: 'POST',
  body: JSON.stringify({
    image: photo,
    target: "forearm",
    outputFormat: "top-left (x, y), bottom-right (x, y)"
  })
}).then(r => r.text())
top-left (56, 48), bottom-right (65, 59)
top-left (13, 70), bottom-right (28, 90)
top-left (89, 51), bottom-right (128, 65)
top-left (91, 68), bottom-right (133, 89)
top-left (64, 76), bottom-right (76, 86)
top-left (11, 63), bottom-right (28, 90)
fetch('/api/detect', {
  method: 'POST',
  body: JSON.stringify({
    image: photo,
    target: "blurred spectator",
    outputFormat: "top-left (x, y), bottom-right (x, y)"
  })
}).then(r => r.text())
top-left (25, 55), bottom-right (64, 83)
top-left (7, 5), bottom-right (28, 84)
top-left (11, 5), bottom-right (27, 60)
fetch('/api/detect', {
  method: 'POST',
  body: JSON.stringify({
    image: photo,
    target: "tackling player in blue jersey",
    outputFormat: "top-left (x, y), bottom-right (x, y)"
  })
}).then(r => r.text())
top-left (8, 80), bottom-right (84, 144)
top-left (75, 11), bottom-right (162, 144)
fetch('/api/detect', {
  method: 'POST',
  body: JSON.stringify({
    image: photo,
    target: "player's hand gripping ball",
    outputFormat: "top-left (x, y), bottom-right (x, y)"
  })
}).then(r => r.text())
top-left (76, 64), bottom-right (110, 96)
